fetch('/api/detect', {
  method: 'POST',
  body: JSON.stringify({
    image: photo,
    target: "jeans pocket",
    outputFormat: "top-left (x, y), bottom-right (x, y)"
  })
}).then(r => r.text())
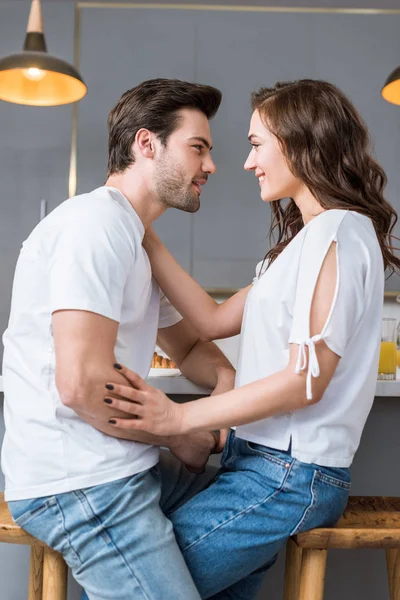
top-left (245, 441), bottom-right (291, 468)
top-left (149, 464), bottom-right (161, 483)
top-left (292, 469), bottom-right (350, 535)
top-left (9, 496), bottom-right (57, 528)
top-left (315, 469), bottom-right (351, 491)
top-left (220, 429), bottom-right (235, 467)
top-left (9, 496), bottom-right (81, 569)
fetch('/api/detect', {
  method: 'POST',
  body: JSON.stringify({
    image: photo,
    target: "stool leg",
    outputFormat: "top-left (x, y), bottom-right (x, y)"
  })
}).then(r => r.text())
top-left (28, 545), bottom-right (43, 600)
top-left (42, 547), bottom-right (67, 600)
top-left (283, 539), bottom-right (303, 600)
top-left (298, 548), bottom-right (327, 600)
top-left (386, 549), bottom-right (400, 600)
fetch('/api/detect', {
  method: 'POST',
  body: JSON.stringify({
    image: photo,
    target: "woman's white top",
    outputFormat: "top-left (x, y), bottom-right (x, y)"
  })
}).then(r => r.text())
top-left (235, 209), bottom-right (384, 467)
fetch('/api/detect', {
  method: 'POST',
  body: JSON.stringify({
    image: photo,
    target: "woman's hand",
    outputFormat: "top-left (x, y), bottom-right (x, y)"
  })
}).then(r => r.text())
top-left (104, 364), bottom-right (188, 436)
top-left (142, 226), bottom-right (158, 248)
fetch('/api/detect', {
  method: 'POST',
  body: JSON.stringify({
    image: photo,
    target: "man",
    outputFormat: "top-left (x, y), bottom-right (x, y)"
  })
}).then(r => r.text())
top-left (2, 78), bottom-right (235, 599)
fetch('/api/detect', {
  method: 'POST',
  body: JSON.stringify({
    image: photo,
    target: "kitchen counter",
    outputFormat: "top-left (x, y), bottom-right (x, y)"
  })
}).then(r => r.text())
top-left (0, 373), bottom-right (399, 397)
top-left (0, 372), bottom-right (209, 396)
top-left (147, 371), bottom-right (400, 397)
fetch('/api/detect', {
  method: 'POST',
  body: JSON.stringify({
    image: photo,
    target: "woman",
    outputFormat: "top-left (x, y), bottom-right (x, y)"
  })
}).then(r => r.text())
top-left (105, 80), bottom-right (400, 599)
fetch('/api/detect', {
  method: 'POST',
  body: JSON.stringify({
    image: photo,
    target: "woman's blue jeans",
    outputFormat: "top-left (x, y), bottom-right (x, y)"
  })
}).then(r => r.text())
top-left (9, 431), bottom-right (350, 599)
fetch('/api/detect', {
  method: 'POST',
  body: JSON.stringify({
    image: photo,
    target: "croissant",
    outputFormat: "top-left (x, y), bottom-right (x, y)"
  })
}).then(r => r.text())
top-left (151, 352), bottom-right (177, 369)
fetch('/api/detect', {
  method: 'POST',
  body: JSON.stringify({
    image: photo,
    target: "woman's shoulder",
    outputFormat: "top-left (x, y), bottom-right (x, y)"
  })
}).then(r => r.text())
top-left (294, 209), bottom-right (381, 283)
top-left (295, 209), bottom-right (347, 257)
top-left (307, 208), bottom-right (373, 228)
top-left (253, 209), bottom-right (378, 283)
top-left (305, 209), bottom-right (376, 245)
top-left (306, 208), bottom-right (348, 233)
top-left (302, 210), bottom-right (382, 290)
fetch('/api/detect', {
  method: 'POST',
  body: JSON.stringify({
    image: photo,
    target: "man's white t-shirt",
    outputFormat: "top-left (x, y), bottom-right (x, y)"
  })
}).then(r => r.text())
top-left (235, 210), bottom-right (384, 467)
top-left (2, 186), bottom-right (182, 501)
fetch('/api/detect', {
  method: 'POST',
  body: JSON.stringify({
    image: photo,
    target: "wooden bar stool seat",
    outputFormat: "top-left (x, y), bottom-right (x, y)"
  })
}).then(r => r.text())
top-left (0, 492), bottom-right (67, 599)
top-left (284, 496), bottom-right (400, 600)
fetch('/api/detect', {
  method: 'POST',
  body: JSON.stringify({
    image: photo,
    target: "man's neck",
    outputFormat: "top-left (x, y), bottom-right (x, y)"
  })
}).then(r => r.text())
top-left (105, 172), bottom-right (166, 230)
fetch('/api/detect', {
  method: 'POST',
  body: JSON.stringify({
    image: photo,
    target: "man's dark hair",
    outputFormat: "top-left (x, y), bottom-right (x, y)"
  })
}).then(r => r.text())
top-left (107, 78), bottom-right (222, 176)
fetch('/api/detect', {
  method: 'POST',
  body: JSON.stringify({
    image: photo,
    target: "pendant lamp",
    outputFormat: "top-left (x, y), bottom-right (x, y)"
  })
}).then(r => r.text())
top-left (0, 0), bottom-right (87, 106)
top-left (382, 66), bottom-right (400, 106)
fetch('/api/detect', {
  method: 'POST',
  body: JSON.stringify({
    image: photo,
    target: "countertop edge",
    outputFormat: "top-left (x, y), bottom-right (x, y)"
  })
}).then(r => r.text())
top-left (0, 375), bottom-right (399, 397)
top-left (0, 374), bottom-right (210, 396)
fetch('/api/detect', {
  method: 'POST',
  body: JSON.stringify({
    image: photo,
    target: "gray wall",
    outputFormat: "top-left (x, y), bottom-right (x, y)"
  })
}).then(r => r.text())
top-left (75, 5), bottom-right (400, 292)
top-left (1, 2), bottom-right (400, 599)
top-left (0, 2), bottom-right (75, 358)
top-left (0, 2), bottom-right (400, 353)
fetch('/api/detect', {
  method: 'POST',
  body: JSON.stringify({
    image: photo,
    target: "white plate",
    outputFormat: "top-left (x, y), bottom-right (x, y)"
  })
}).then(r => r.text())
top-left (148, 368), bottom-right (181, 377)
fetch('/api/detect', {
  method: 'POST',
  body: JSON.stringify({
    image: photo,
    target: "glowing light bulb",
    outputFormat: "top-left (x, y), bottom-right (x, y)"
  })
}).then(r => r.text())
top-left (22, 67), bottom-right (46, 82)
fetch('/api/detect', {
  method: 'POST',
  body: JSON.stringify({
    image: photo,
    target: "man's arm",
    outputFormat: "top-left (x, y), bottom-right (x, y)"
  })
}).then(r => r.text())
top-left (156, 318), bottom-right (236, 394)
top-left (53, 309), bottom-right (223, 468)
top-left (53, 308), bottom-right (176, 444)
top-left (53, 309), bottom-right (214, 447)
top-left (156, 317), bottom-right (236, 454)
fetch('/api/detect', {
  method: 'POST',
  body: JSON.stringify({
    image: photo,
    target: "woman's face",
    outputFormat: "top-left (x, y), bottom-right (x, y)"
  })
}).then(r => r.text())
top-left (244, 109), bottom-right (302, 203)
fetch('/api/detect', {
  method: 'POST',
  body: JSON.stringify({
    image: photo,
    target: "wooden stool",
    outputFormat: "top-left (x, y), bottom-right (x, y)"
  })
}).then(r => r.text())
top-left (0, 492), bottom-right (67, 599)
top-left (283, 496), bottom-right (400, 600)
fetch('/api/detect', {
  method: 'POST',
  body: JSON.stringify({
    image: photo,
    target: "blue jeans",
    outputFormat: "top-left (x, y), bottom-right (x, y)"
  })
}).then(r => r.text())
top-left (9, 431), bottom-right (350, 599)
top-left (8, 463), bottom-right (206, 600)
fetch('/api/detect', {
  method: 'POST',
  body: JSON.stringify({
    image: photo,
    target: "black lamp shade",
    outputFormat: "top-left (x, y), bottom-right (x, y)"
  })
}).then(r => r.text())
top-left (0, 51), bottom-right (87, 106)
top-left (0, 26), bottom-right (87, 106)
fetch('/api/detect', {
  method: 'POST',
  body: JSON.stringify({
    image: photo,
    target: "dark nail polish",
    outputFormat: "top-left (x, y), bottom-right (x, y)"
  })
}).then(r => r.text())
top-left (105, 384), bottom-right (114, 391)
top-left (114, 363), bottom-right (122, 370)
top-left (104, 398), bottom-right (112, 404)
top-left (108, 419), bottom-right (116, 425)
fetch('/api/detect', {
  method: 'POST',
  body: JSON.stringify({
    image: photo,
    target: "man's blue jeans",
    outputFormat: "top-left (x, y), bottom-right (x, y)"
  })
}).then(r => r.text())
top-left (9, 431), bottom-right (350, 599)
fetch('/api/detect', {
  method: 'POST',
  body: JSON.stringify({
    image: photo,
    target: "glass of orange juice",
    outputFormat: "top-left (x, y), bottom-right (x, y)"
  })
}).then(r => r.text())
top-left (396, 321), bottom-right (400, 369)
top-left (378, 318), bottom-right (397, 380)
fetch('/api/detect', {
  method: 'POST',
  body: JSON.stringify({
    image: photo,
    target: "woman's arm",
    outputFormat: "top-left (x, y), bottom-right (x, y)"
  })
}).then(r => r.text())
top-left (103, 338), bottom-right (340, 435)
top-left (143, 229), bottom-right (251, 341)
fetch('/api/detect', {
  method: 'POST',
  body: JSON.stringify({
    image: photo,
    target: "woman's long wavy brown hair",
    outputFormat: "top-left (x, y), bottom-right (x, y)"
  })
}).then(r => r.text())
top-left (251, 80), bottom-right (400, 277)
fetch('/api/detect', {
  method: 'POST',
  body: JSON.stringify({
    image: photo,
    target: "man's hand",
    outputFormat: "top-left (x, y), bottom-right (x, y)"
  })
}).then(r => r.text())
top-left (213, 428), bottom-right (230, 453)
top-left (168, 431), bottom-right (219, 473)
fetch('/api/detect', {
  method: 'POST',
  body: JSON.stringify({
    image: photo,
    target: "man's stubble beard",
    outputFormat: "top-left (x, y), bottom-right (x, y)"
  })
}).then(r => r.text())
top-left (154, 155), bottom-right (200, 214)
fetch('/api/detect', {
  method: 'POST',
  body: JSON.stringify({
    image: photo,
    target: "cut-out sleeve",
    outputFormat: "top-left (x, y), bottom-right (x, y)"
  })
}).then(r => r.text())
top-left (288, 214), bottom-right (364, 400)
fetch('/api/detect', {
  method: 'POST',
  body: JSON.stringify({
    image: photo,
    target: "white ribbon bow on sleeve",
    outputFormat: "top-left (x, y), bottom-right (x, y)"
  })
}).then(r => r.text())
top-left (295, 334), bottom-right (322, 400)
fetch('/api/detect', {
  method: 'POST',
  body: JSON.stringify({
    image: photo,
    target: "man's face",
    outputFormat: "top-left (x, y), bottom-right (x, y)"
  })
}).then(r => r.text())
top-left (154, 108), bottom-right (216, 213)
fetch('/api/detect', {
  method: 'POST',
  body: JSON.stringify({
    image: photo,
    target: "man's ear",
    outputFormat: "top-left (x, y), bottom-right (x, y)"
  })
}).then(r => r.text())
top-left (135, 128), bottom-right (155, 158)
